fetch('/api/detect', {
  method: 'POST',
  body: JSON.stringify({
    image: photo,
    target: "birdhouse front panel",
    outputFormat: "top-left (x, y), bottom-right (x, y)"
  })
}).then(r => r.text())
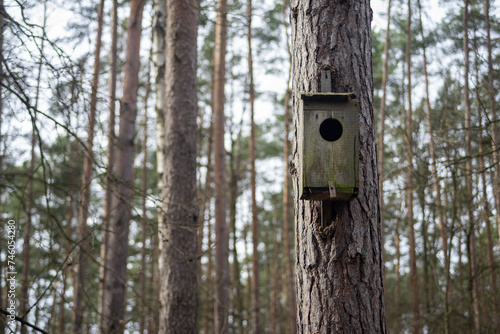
top-left (299, 93), bottom-right (359, 201)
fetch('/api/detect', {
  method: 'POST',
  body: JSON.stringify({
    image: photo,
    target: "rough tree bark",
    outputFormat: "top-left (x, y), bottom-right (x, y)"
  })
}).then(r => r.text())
top-left (101, 0), bottom-right (145, 332)
top-left (290, 0), bottom-right (386, 332)
top-left (158, 0), bottom-right (199, 332)
top-left (213, 0), bottom-right (229, 332)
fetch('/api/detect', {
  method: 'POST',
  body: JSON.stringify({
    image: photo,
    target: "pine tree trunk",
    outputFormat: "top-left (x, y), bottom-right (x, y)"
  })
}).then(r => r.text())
top-left (200, 120), bottom-right (214, 334)
top-left (72, 0), bottom-right (105, 331)
top-left (290, 0), bottom-right (386, 332)
top-left (394, 213), bottom-right (402, 334)
top-left (462, 2), bottom-right (480, 332)
top-left (417, 1), bottom-right (450, 331)
top-left (247, 1), bottom-right (260, 332)
top-left (405, 2), bottom-right (421, 332)
top-left (213, 0), bottom-right (229, 332)
top-left (148, 231), bottom-right (160, 334)
top-left (98, 0), bottom-right (118, 329)
top-left (228, 132), bottom-right (244, 332)
top-left (158, 0), bottom-right (198, 332)
top-left (101, 0), bottom-right (144, 331)
top-left (474, 34), bottom-right (499, 330)
top-left (484, 0), bottom-right (500, 254)
top-left (378, 0), bottom-right (391, 248)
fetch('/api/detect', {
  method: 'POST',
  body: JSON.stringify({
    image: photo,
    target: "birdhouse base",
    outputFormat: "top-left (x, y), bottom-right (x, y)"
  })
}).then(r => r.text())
top-left (301, 186), bottom-right (359, 201)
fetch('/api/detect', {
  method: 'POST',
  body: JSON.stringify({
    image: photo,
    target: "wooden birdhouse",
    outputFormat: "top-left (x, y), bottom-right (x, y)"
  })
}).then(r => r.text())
top-left (298, 92), bottom-right (359, 201)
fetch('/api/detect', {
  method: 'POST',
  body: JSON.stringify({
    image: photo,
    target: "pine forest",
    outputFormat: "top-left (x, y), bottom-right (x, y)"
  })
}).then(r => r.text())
top-left (0, 0), bottom-right (499, 333)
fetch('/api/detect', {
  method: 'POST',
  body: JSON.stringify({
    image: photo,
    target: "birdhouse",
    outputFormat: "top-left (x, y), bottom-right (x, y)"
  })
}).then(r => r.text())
top-left (298, 92), bottom-right (359, 201)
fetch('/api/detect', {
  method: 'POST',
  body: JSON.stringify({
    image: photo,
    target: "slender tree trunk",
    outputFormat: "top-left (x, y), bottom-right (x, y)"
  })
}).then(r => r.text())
top-left (247, 1), bottom-right (260, 332)
top-left (462, 2), bottom-right (480, 332)
top-left (139, 66), bottom-right (151, 334)
top-left (281, 1), bottom-right (296, 332)
top-left (200, 120), bottom-right (214, 334)
top-left (152, 1), bottom-right (166, 331)
top-left (97, 0), bottom-right (118, 330)
top-left (378, 0), bottom-right (391, 247)
top-left (101, 1), bottom-right (145, 331)
top-left (73, 1), bottom-right (105, 331)
top-left (394, 211), bottom-right (402, 334)
top-left (213, 0), bottom-right (229, 332)
top-left (291, 0), bottom-right (386, 332)
top-left (158, 0), bottom-right (199, 332)
top-left (417, 1), bottom-right (450, 331)
top-left (269, 250), bottom-right (280, 333)
top-left (153, 0), bottom-right (166, 201)
top-left (59, 140), bottom-right (78, 334)
top-left (204, 207), bottom-right (214, 334)
top-left (228, 133), bottom-right (244, 333)
top-left (148, 230), bottom-right (160, 334)
top-left (19, 2), bottom-right (47, 330)
top-left (0, 0), bottom-right (4, 187)
top-left (20, 113), bottom-right (35, 334)
top-left (405, 2), bottom-right (420, 332)
top-left (474, 36), bottom-right (499, 329)
top-left (484, 0), bottom-right (500, 253)
top-left (0, 2), bottom-right (3, 328)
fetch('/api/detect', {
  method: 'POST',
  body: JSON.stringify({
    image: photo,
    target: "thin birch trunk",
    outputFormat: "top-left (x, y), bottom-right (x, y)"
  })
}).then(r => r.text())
top-left (139, 62), bottom-right (151, 333)
top-left (97, 0), bottom-right (118, 329)
top-left (152, 1), bottom-right (166, 330)
top-left (58, 140), bottom-right (78, 334)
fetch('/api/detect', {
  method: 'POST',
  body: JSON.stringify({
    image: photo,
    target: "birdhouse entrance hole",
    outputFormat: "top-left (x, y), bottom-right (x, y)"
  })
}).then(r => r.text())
top-left (319, 118), bottom-right (343, 142)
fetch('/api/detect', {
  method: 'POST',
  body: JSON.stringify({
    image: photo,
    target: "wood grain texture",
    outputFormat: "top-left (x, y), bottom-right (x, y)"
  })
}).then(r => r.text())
top-left (299, 94), bottom-right (359, 201)
top-left (291, 0), bottom-right (386, 332)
